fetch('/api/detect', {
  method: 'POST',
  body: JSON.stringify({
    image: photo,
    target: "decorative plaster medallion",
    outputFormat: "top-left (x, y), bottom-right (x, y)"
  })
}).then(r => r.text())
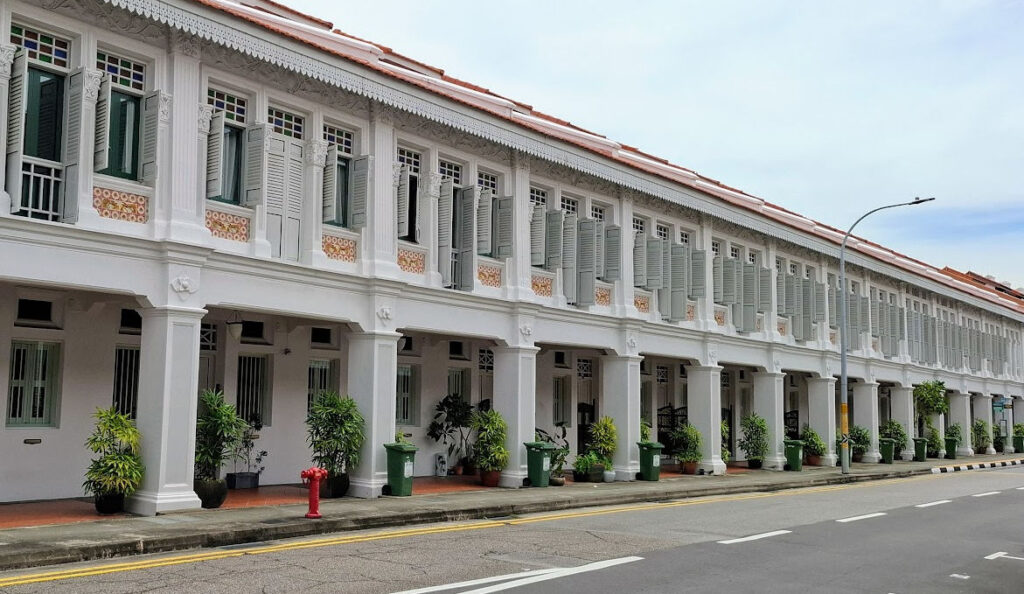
top-left (170, 275), bottom-right (198, 300)
top-left (393, 162), bottom-right (403, 187)
top-left (512, 150), bottom-right (530, 172)
top-left (397, 249), bottom-right (425, 274)
top-left (158, 92), bottom-right (172, 123)
top-left (198, 103), bottom-right (213, 133)
top-left (307, 139), bottom-right (329, 167)
top-left (778, 321), bottom-right (788, 336)
top-left (519, 325), bottom-right (533, 338)
top-left (376, 306), bottom-right (392, 321)
top-left (634, 294), bottom-right (650, 314)
top-left (531, 275), bottom-right (553, 297)
top-left (706, 345), bottom-right (718, 366)
top-left (477, 264), bottom-right (501, 288)
top-left (426, 172), bottom-right (442, 197)
top-left (627, 336), bottom-right (638, 351)
top-left (686, 303), bottom-right (695, 321)
top-left (205, 209), bottom-right (249, 241)
top-left (84, 70), bottom-right (103, 102)
top-left (322, 234), bottom-right (357, 262)
top-left (595, 287), bottom-right (611, 306)
top-left (714, 309), bottom-right (726, 326)
top-left (93, 187), bottom-right (148, 223)
top-left (772, 358), bottom-right (782, 373)
top-left (168, 28), bottom-right (201, 58)
top-left (0, 44), bottom-right (16, 79)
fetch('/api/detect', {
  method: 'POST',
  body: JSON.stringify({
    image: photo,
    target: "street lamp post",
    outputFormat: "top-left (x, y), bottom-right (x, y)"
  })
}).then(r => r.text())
top-left (839, 197), bottom-right (935, 474)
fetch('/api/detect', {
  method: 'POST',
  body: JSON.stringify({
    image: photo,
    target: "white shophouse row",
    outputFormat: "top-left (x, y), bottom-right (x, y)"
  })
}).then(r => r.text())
top-left (0, 0), bottom-right (1022, 514)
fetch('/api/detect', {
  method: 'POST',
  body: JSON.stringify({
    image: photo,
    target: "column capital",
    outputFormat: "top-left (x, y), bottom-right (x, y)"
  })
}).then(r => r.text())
top-left (807, 375), bottom-right (837, 385)
top-left (0, 44), bottom-right (16, 80)
top-left (83, 70), bottom-right (103, 104)
top-left (600, 353), bottom-right (643, 363)
top-left (494, 344), bottom-right (540, 356)
top-left (684, 364), bottom-right (723, 373)
top-left (140, 305), bottom-right (207, 320)
top-left (975, 393), bottom-right (993, 401)
top-left (752, 371), bottom-right (785, 379)
top-left (198, 103), bottom-right (214, 134)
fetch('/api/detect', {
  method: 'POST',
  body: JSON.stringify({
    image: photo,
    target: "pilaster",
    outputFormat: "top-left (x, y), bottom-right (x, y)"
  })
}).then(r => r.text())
top-left (615, 191), bottom-right (637, 317)
top-left (365, 102), bottom-right (400, 278)
top-left (948, 392), bottom-right (974, 457)
top-left (302, 138), bottom-right (329, 266)
top-left (684, 365), bottom-right (726, 474)
top-left (494, 345), bottom-right (539, 487)
top-left (509, 151), bottom-right (532, 299)
top-left (601, 354), bottom-right (642, 480)
top-left (162, 45), bottom-right (206, 244)
top-left (346, 331), bottom-right (400, 498)
top-left (807, 377), bottom-right (838, 466)
top-left (852, 382), bottom-right (881, 462)
top-left (890, 385), bottom-right (915, 460)
top-left (752, 371), bottom-right (786, 470)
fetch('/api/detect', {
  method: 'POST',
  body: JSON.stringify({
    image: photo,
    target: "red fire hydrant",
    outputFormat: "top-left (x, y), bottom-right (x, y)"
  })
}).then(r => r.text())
top-left (300, 467), bottom-right (328, 519)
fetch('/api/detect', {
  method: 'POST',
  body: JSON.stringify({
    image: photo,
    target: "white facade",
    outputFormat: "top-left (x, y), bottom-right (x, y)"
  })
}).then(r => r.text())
top-left (1, 0), bottom-right (1023, 513)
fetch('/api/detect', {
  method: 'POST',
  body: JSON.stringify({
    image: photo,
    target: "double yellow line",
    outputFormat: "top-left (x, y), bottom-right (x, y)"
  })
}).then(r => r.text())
top-left (0, 474), bottom-right (939, 588)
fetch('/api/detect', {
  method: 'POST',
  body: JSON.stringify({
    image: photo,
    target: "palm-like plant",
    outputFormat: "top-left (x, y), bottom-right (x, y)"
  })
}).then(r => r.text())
top-left (194, 390), bottom-right (247, 481)
top-left (83, 407), bottom-right (145, 497)
top-left (306, 391), bottom-right (365, 475)
top-left (588, 416), bottom-right (618, 467)
top-left (471, 409), bottom-right (509, 472)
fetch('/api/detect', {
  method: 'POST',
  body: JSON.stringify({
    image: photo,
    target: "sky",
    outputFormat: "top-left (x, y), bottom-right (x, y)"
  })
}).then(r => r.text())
top-left (285, 0), bottom-right (1024, 288)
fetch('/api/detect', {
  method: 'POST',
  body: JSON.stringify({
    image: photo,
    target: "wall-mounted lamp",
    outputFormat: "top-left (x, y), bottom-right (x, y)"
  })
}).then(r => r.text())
top-left (226, 311), bottom-right (244, 340)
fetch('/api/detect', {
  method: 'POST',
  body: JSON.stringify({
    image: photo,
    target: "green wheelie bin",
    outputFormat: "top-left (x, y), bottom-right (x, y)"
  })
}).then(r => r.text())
top-left (878, 437), bottom-right (895, 464)
top-left (384, 442), bottom-right (417, 496)
top-left (524, 441), bottom-right (555, 487)
top-left (783, 439), bottom-right (804, 471)
top-left (945, 437), bottom-right (959, 459)
top-left (636, 442), bottom-right (664, 481)
top-left (912, 437), bottom-right (928, 462)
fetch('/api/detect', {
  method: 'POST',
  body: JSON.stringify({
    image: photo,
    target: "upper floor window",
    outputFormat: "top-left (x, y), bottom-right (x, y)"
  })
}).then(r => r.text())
top-left (322, 123), bottom-right (353, 155)
top-left (397, 147), bottom-right (421, 242)
top-left (679, 230), bottom-right (690, 246)
top-left (789, 262), bottom-right (798, 275)
top-left (323, 124), bottom-right (358, 228)
top-left (7, 341), bottom-right (61, 427)
top-left (96, 50), bottom-right (147, 181)
top-left (206, 87), bottom-right (248, 204)
top-left (775, 257), bottom-right (783, 272)
top-left (10, 24), bottom-right (69, 68)
top-left (729, 245), bottom-right (741, 260)
top-left (397, 147), bottom-right (420, 174)
top-left (711, 240), bottom-right (721, 256)
top-left (478, 171), bottom-right (497, 192)
top-left (591, 204), bottom-right (605, 221)
top-left (632, 216), bottom-right (646, 234)
top-left (97, 50), bottom-right (145, 91)
top-left (529, 186), bottom-right (547, 206)
top-left (561, 195), bottom-right (578, 214)
top-left (267, 107), bottom-right (303, 139)
top-left (439, 159), bottom-right (462, 184)
top-left (748, 250), bottom-right (758, 265)
top-left (656, 224), bottom-right (670, 240)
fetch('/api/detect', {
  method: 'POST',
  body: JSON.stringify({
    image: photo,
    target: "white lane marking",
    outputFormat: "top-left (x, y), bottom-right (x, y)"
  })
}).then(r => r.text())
top-left (717, 530), bottom-right (792, 544)
top-left (390, 568), bottom-right (561, 593)
top-left (915, 500), bottom-right (952, 508)
top-left (836, 512), bottom-right (886, 523)
top-left (950, 574), bottom-right (970, 580)
top-left (457, 556), bottom-right (644, 594)
top-left (972, 491), bottom-right (1000, 497)
top-left (985, 552), bottom-right (1007, 560)
top-left (1016, 487), bottom-right (1024, 490)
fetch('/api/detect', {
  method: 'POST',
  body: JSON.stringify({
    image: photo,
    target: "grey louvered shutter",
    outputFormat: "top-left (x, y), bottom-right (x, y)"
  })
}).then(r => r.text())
top-left (438, 179), bottom-right (454, 285)
top-left (776, 269), bottom-right (786, 315)
top-left (322, 144), bottom-right (338, 223)
top-left (658, 239), bottom-right (672, 318)
top-left (530, 204), bottom-right (545, 266)
top-left (577, 219), bottom-right (597, 307)
top-left (847, 294), bottom-right (859, 350)
top-left (457, 186), bottom-right (478, 291)
top-left (814, 282), bottom-right (826, 323)
top-left (283, 139), bottom-right (304, 261)
top-left (646, 237), bottom-right (663, 290)
top-left (803, 278), bottom-right (814, 339)
top-left (759, 268), bottom-right (772, 313)
top-left (742, 263), bottom-right (757, 332)
top-left (396, 165), bottom-right (410, 237)
top-left (207, 112), bottom-right (226, 200)
top-left (6, 51), bottom-right (28, 212)
top-left (93, 71), bottom-right (111, 172)
top-left (477, 189), bottom-right (493, 255)
top-left (545, 210), bottom-right (564, 270)
top-left (690, 250), bottom-right (707, 298)
top-left (264, 134), bottom-right (287, 257)
top-left (61, 68), bottom-right (84, 223)
top-left (712, 255), bottom-right (724, 303)
top-left (595, 221), bottom-right (605, 279)
top-left (792, 277), bottom-right (805, 340)
top-left (350, 155), bottom-right (370, 229)
top-left (670, 244), bottom-right (688, 320)
top-left (733, 260), bottom-right (745, 323)
top-left (140, 90), bottom-right (160, 185)
top-left (859, 296), bottom-right (870, 337)
top-left (784, 274), bottom-right (796, 315)
top-left (604, 225), bottom-right (621, 281)
top-left (494, 196), bottom-right (514, 259)
top-left (722, 259), bottom-right (737, 304)
top-left (562, 213), bottom-right (578, 303)
top-left (242, 124), bottom-right (266, 207)
top-left (889, 305), bottom-right (900, 354)
top-left (827, 280), bottom-right (837, 327)
top-left (633, 232), bottom-right (647, 287)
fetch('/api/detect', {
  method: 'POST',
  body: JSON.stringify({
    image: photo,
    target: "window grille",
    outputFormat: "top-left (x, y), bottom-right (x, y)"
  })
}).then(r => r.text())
top-left (397, 148), bottom-right (421, 175)
top-left (591, 205), bottom-right (605, 221)
top-left (17, 160), bottom-right (62, 221)
top-left (200, 323), bottom-right (217, 351)
top-left (447, 368), bottom-right (470, 402)
top-left (478, 349), bottom-right (494, 372)
top-left (396, 365), bottom-right (418, 425)
top-left (552, 376), bottom-right (571, 426)
top-left (679, 230), bottom-right (690, 246)
top-left (711, 240), bottom-right (721, 256)
top-left (656, 365), bottom-right (669, 384)
top-left (96, 50), bottom-right (145, 91)
top-left (10, 24), bottom-right (69, 68)
top-left (730, 245), bottom-right (741, 260)
top-left (529, 187), bottom-right (547, 206)
top-left (789, 262), bottom-right (798, 275)
top-left (748, 251), bottom-right (758, 265)
top-left (267, 107), bottom-right (304, 139)
top-left (478, 171), bottom-right (497, 192)
top-left (322, 124), bottom-right (353, 154)
top-left (632, 217), bottom-right (646, 234)
top-left (6, 341), bottom-right (60, 426)
top-left (438, 160), bottom-right (462, 184)
top-left (207, 88), bottom-right (247, 123)
top-left (560, 196), bottom-right (578, 214)
top-left (656, 224), bottom-right (669, 240)
top-left (307, 359), bottom-right (333, 410)
top-left (577, 358), bottom-right (593, 379)
top-left (112, 346), bottom-right (140, 419)
top-left (236, 355), bottom-right (268, 423)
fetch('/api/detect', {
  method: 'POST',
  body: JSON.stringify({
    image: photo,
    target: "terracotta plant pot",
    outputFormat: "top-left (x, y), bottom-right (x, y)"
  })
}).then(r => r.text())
top-left (193, 478), bottom-right (228, 509)
top-left (682, 461), bottom-right (699, 474)
top-left (480, 470), bottom-right (501, 487)
top-left (94, 493), bottom-right (125, 515)
top-left (319, 473), bottom-right (350, 498)
top-left (806, 454), bottom-right (822, 467)
top-left (226, 472), bottom-right (259, 490)
top-left (975, 447), bottom-right (987, 455)
top-left (549, 475), bottom-right (565, 486)
top-left (852, 452), bottom-right (864, 463)
top-left (747, 459), bottom-right (763, 470)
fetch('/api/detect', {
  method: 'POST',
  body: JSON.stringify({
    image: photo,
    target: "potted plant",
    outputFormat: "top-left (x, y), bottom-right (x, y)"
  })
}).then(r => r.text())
top-left (471, 409), bottom-right (509, 487)
top-left (926, 425), bottom-right (942, 458)
top-left (572, 451), bottom-right (603, 482)
top-left (426, 394), bottom-right (474, 474)
top-left (194, 390), bottom-right (247, 509)
top-left (227, 413), bottom-right (267, 489)
top-left (878, 420), bottom-right (908, 461)
top-left (914, 380), bottom-right (948, 459)
top-left (536, 425), bottom-right (570, 486)
top-left (972, 419), bottom-right (991, 454)
top-left (849, 425), bottom-right (870, 462)
top-left (640, 419), bottom-right (652, 443)
top-left (721, 420), bottom-right (731, 464)
top-left (739, 413), bottom-right (769, 469)
top-left (799, 424), bottom-right (826, 466)
top-left (589, 416), bottom-right (618, 482)
top-left (306, 391), bottom-right (365, 498)
top-left (671, 423), bottom-right (702, 474)
top-left (83, 407), bottom-right (145, 514)
top-left (1014, 423), bottom-right (1024, 453)
top-left (945, 423), bottom-right (963, 458)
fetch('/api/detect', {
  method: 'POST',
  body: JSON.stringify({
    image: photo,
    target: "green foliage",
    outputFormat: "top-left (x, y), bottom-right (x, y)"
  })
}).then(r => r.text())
top-left (945, 423), bottom-right (963, 446)
top-left (471, 409), bottom-right (509, 472)
top-left (83, 407), bottom-right (144, 497)
top-left (848, 425), bottom-right (870, 455)
top-left (972, 419), bottom-right (991, 450)
top-left (587, 416), bottom-right (618, 466)
top-left (670, 423), bottom-right (703, 463)
top-left (573, 451), bottom-right (602, 474)
top-left (230, 413), bottom-right (267, 475)
top-left (739, 413), bottom-right (769, 461)
top-left (800, 424), bottom-right (827, 457)
top-left (640, 419), bottom-right (652, 443)
top-left (914, 381), bottom-right (948, 417)
top-left (720, 420), bottom-right (731, 463)
top-left (536, 424), bottom-right (570, 476)
top-left (394, 431), bottom-right (412, 445)
top-left (195, 390), bottom-right (247, 481)
top-left (426, 394), bottom-right (474, 464)
top-left (1014, 423), bottom-right (1024, 438)
top-left (306, 391), bottom-right (365, 475)
top-left (926, 421), bottom-right (942, 457)
top-left (878, 420), bottom-right (908, 454)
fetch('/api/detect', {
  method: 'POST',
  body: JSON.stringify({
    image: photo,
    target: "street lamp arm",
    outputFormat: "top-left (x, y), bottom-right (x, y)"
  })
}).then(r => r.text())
top-left (840, 197), bottom-right (935, 253)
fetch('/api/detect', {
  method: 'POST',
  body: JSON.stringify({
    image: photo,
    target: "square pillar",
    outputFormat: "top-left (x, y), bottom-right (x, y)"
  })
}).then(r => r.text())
top-left (600, 355), bottom-right (642, 480)
top-left (346, 332), bottom-right (399, 498)
top-left (127, 307), bottom-right (205, 515)
top-left (684, 365), bottom-right (726, 474)
top-left (752, 372), bottom-right (786, 470)
top-left (494, 346), bottom-right (539, 488)
top-left (852, 382), bottom-right (881, 463)
top-left (1004, 397), bottom-right (1016, 454)
top-left (807, 377), bottom-right (838, 466)
top-left (948, 392), bottom-right (974, 457)
top-left (890, 386), bottom-right (915, 460)
top-left (975, 394), bottom-right (996, 454)
top-left (930, 413), bottom-right (946, 458)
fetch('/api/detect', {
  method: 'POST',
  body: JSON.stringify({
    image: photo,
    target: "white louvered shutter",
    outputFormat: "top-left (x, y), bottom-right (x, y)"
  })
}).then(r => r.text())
top-left (545, 210), bottom-right (564, 270)
top-left (712, 256), bottom-right (724, 303)
top-left (396, 165), bottom-right (409, 237)
top-left (140, 90), bottom-right (160, 185)
top-left (284, 139), bottom-right (304, 261)
top-left (785, 274), bottom-right (796, 315)
top-left (562, 213), bottom-right (578, 303)
top-left (350, 155), bottom-right (370, 229)
top-left (722, 259), bottom-right (736, 304)
top-left (457, 186), bottom-right (477, 291)
top-left (633, 232), bottom-right (647, 287)
top-left (658, 239), bottom-right (672, 318)
top-left (6, 51), bottom-right (28, 211)
top-left (802, 279), bottom-right (814, 340)
top-left (759, 268), bottom-right (772, 313)
top-left (264, 134), bottom-right (287, 257)
top-left (742, 263), bottom-right (757, 332)
top-left (776, 269), bottom-right (786, 315)
top-left (828, 282), bottom-right (838, 327)
top-left (595, 221), bottom-right (605, 279)
top-left (870, 299), bottom-right (881, 336)
top-left (671, 244), bottom-right (688, 320)
top-left (322, 144), bottom-right (338, 223)
top-left (477, 189), bottom-right (493, 255)
top-left (494, 196), bottom-right (514, 259)
top-left (859, 296), bottom-right (870, 338)
top-left (241, 124), bottom-right (266, 207)
top-left (847, 295), bottom-right (859, 350)
top-left (207, 112), bottom-right (225, 199)
top-left (530, 204), bottom-right (546, 267)
top-left (814, 282), bottom-right (826, 323)
top-left (438, 180), bottom-right (454, 285)
top-left (690, 250), bottom-right (707, 298)
top-left (61, 68), bottom-right (84, 224)
top-left (604, 225), bottom-right (621, 281)
top-left (577, 219), bottom-right (597, 307)
top-left (646, 237), bottom-right (663, 290)
top-left (93, 72), bottom-right (111, 172)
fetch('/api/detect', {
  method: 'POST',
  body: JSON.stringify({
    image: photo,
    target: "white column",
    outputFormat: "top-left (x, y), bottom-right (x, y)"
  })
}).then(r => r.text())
top-left (494, 345), bottom-right (538, 487)
top-left (509, 151), bottom-right (532, 299)
top-left (931, 413), bottom-right (946, 458)
top-left (696, 218), bottom-right (715, 330)
top-left (890, 385), bottom-right (915, 460)
top-left (346, 331), bottom-right (399, 498)
top-left (128, 306), bottom-right (205, 515)
top-left (615, 193), bottom-right (637, 317)
top-left (685, 365), bottom-right (726, 474)
top-left (163, 40), bottom-right (206, 243)
top-left (852, 382), bottom-right (881, 462)
top-left (752, 371), bottom-right (786, 470)
top-left (601, 355), bottom-right (641, 481)
top-left (807, 377), bottom-right (838, 466)
top-left (364, 103), bottom-right (400, 278)
top-left (1004, 397), bottom-right (1016, 453)
top-left (976, 394), bottom-right (996, 454)
top-left (948, 392), bottom-right (974, 457)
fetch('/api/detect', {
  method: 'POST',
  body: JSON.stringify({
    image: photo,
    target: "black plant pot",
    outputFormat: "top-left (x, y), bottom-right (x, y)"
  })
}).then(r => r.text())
top-left (194, 478), bottom-right (229, 509)
top-left (572, 470), bottom-right (589, 482)
top-left (94, 493), bottom-right (125, 515)
top-left (226, 472), bottom-right (260, 490)
top-left (320, 473), bottom-right (350, 498)
top-left (747, 459), bottom-right (763, 469)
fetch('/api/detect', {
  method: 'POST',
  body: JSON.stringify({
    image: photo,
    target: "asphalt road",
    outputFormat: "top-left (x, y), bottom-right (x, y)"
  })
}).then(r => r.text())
top-left (2, 468), bottom-right (1023, 593)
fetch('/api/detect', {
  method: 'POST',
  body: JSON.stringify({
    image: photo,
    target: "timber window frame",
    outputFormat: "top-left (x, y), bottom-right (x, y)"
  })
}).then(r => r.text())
top-left (396, 364), bottom-right (420, 426)
top-left (236, 354), bottom-right (270, 425)
top-left (322, 122), bottom-right (369, 230)
top-left (112, 345), bottom-right (140, 419)
top-left (396, 146), bottom-right (422, 243)
top-left (206, 86), bottom-right (250, 204)
top-left (6, 340), bottom-right (62, 428)
top-left (94, 49), bottom-right (148, 181)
